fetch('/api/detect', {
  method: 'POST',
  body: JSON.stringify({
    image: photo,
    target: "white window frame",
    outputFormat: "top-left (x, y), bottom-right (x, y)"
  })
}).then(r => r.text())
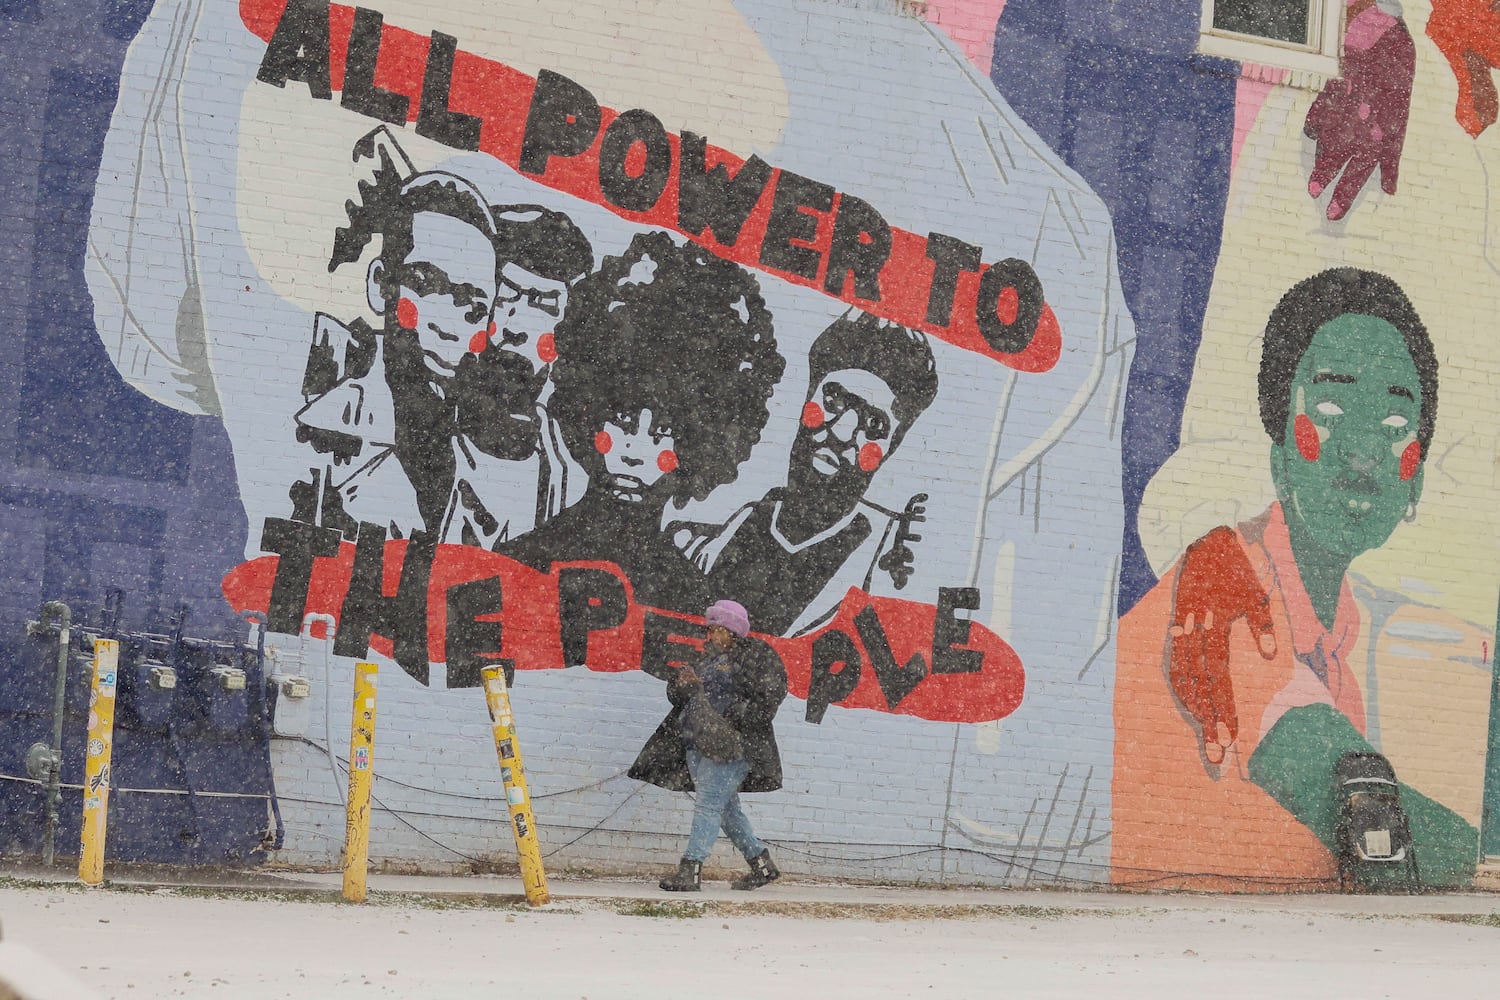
top-left (1198, 0), bottom-right (1343, 78)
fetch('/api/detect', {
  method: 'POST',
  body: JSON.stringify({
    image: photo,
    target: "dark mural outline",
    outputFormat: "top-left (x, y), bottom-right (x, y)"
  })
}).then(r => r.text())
top-left (209, 2), bottom-right (1082, 730)
top-left (502, 229), bottom-right (786, 615)
top-left (671, 311), bottom-right (939, 637)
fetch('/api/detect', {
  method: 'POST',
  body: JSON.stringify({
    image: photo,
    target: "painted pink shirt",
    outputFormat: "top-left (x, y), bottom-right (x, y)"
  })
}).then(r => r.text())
top-left (1253, 502), bottom-right (1366, 740)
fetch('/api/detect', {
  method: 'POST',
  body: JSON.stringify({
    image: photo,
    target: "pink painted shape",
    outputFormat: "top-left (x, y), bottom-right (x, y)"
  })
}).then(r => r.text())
top-left (1231, 68), bottom-right (1288, 177)
top-left (923, 0), bottom-right (1006, 73)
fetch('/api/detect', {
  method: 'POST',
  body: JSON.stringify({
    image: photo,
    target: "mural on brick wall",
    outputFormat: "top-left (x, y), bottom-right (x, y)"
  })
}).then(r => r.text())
top-left (81, 0), bottom-right (1131, 881)
top-left (1111, 0), bottom-right (1500, 888)
top-left (0, 0), bottom-right (1487, 884)
top-left (1116, 268), bottom-right (1475, 888)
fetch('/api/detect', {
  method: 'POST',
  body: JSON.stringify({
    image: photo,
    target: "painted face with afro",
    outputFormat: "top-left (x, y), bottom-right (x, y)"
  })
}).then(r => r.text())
top-left (547, 231), bottom-right (785, 507)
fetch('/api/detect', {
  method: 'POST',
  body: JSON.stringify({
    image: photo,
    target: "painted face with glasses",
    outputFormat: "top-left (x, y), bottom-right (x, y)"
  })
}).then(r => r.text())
top-left (492, 262), bottom-right (570, 373)
top-left (788, 367), bottom-right (897, 509)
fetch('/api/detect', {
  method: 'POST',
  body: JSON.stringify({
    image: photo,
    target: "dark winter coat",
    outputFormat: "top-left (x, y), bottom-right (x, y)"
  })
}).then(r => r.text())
top-left (628, 639), bottom-right (787, 793)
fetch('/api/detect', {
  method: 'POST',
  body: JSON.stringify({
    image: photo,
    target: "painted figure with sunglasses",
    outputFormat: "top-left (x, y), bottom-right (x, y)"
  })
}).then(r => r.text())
top-left (673, 313), bottom-right (938, 636)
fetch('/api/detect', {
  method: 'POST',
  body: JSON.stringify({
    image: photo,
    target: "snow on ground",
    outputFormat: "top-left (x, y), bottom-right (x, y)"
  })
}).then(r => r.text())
top-left (1, 884), bottom-right (1497, 999)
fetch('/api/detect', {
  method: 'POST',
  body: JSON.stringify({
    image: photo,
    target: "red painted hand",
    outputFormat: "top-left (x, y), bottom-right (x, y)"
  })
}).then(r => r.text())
top-left (1167, 527), bottom-right (1278, 769)
top-left (1303, 3), bottom-right (1415, 220)
top-left (1428, 0), bottom-right (1500, 138)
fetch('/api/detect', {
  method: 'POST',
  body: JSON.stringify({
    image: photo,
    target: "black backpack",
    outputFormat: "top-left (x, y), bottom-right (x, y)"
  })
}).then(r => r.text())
top-left (1333, 751), bottom-right (1419, 890)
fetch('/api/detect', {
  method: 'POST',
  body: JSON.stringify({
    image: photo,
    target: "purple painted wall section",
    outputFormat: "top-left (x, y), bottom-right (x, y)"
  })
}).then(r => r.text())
top-left (0, 1), bottom-right (264, 865)
top-left (0, 0), bottom-right (247, 637)
top-left (987, 0), bottom-right (1237, 613)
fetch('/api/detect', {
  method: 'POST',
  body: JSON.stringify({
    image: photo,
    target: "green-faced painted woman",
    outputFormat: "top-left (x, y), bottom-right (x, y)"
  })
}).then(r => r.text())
top-left (1269, 311), bottom-right (1428, 629)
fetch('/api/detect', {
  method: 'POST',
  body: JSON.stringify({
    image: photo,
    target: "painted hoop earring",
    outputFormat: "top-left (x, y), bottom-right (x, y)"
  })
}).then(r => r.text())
top-left (1404, 500), bottom-right (1418, 523)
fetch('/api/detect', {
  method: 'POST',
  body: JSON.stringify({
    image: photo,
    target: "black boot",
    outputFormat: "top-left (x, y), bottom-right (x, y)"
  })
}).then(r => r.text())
top-left (659, 858), bottom-right (702, 892)
top-left (731, 849), bottom-right (780, 891)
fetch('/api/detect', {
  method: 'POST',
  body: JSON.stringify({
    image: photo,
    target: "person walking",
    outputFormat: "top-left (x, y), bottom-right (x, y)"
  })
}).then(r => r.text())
top-left (629, 599), bottom-right (788, 891)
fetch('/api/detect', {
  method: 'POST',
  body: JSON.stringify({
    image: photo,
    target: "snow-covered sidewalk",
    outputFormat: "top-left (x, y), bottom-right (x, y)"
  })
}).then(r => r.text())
top-left (3, 870), bottom-right (1499, 999)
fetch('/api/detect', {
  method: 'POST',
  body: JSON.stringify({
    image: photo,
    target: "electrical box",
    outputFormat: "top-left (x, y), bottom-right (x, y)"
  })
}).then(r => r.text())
top-left (267, 672), bottom-right (313, 738)
top-left (118, 655), bottom-right (177, 731)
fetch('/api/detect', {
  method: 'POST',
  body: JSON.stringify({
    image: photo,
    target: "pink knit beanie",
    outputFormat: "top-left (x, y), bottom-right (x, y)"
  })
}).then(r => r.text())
top-left (704, 599), bottom-right (751, 638)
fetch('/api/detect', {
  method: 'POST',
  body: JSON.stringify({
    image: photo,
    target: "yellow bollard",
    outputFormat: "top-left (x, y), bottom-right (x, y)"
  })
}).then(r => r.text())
top-left (481, 664), bottom-right (549, 906)
top-left (342, 661), bottom-right (378, 903)
top-left (79, 639), bottom-right (119, 886)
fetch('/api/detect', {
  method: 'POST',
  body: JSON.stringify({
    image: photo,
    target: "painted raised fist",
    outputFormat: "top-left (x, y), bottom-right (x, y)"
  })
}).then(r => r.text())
top-left (1167, 526), bottom-right (1278, 769)
top-left (1303, 1), bottom-right (1415, 220)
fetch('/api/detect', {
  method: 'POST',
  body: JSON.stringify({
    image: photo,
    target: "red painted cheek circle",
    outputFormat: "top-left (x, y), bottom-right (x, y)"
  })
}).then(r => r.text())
top-left (594, 431), bottom-right (613, 454)
top-left (656, 449), bottom-right (679, 473)
top-left (468, 330), bottom-right (488, 354)
top-left (857, 442), bottom-right (883, 472)
top-left (1399, 440), bottom-right (1421, 481)
top-left (801, 402), bottom-right (826, 428)
top-left (1293, 414), bottom-right (1321, 462)
top-left (396, 297), bottom-right (419, 331)
top-left (538, 333), bottom-right (558, 364)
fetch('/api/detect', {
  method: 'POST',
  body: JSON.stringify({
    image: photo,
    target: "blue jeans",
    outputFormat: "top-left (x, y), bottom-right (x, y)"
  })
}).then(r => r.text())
top-left (683, 750), bottom-right (766, 863)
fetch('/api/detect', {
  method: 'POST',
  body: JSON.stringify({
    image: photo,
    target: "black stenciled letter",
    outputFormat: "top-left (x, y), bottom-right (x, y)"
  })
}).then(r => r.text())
top-left (446, 577), bottom-right (503, 688)
top-left (261, 518), bottom-right (341, 634)
top-left (518, 69), bottom-right (602, 175)
top-left (641, 612), bottom-right (705, 681)
top-left (598, 108), bottom-right (672, 212)
top-left (976, 258), bottom-right (1045, 355)
top-left (805, 628), bottom-right (861, 724)
top-left (759, 170), bottom-right (835, 282)
top-left (824, 193), bottom-right (891, 301)
top-left (678, 132), bottom-right (773, 247)
top-left (924, 232), bottom-right (981, 326)
top-left (341, 7), bottom-right (409, 124)
top-left (334, 523), bottom-right (434, 683)
top-left (932, 587), bottom-right (983, 675)
top-left (416, 31), bottom-right (481, 151)
top-left (557, 566), bottom-right (629, 668)
top-left (854, 604), bottom-right (928, 710)
top-left (256, 0), bottom-right (332, 100)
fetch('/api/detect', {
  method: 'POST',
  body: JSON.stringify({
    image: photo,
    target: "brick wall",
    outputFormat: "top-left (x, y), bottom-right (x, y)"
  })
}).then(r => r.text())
top-left (0, 0), bottom-right (1495, 889)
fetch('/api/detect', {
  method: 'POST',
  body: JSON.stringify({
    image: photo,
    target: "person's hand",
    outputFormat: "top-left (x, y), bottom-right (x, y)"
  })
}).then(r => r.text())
top-left (1303, 2), bottom-right (1415, 220)
top-left (1427, 0), bottom-right (1500, 138)
top-left (677, 665), bottom-right (701, 686)
top-left (1167, 527), bottom-right (1277, 769)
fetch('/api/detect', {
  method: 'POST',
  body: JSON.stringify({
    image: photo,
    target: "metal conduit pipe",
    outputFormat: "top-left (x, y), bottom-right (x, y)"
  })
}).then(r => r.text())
top-left (301, 613), bottom-right (344, 809)
top-left (239, 610), bottom-right (286, 850)
top-left (25, 601), bottom-right (72, 867)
